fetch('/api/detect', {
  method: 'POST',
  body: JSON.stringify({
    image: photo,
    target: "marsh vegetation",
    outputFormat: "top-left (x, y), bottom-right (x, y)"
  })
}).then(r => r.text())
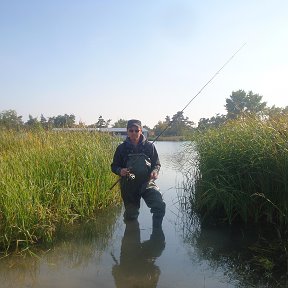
top-left (0, 130), bottom-right (121, 253)
top-left (182, 114), bottom-right (288, 286)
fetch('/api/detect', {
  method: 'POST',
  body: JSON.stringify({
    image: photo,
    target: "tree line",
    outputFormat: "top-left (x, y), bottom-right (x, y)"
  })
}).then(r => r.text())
top-left (197, 90), bottom-right (288, 131)
top-left (1, 90), bottom-right (287, 136)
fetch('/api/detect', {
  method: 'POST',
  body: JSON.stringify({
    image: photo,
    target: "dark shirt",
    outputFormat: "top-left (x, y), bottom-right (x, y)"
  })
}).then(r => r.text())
top-left (111, 134), bottom-right (161, 176)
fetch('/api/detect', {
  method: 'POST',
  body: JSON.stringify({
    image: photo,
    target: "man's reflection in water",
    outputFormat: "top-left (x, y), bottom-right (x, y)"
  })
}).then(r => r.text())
top-left (112, 220), bottom-right (165, 288)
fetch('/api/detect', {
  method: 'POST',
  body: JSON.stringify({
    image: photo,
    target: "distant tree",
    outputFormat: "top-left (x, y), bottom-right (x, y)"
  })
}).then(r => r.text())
top-left (197, 117), bottom-right (210, 130)
top-left (267, 105), bottom-right (282, 115)
top-left (197, 114), bottom-right (226, 130)
top-left (25, 114), bottom-right (41, 130)
top-left (153, 112), bottom-right (194, 137)
top-left (95, 116), bottom-right (106, 128)
top-left (264, 105), bottom-right (288, 123)
top-left (0, 109), bottom-right (23, 130)
top-left (153, 120), bottom-right (168, 136)
top-left (106, 119), bottom-right (112, 127)
top-left (52, 114), bottom-right (76, 128)
top-left (168, 111), bottom-right (194, 136)
top-left (152, 115), bottom-right (170, 136)
top-left (165, 116), bottom-right (171, 124)
top-left (266, 105), bottom-right (288, 117)
top-left (94, 115), bottom-right (111, 128)
top-left (40, 114), bottom-right (48, 129)
top-left (112, 119), bottom-right (128, 128)
top-left (47, 116), bottom-right (55, 129)
top-left (225, 90), bottom-right (267, 119)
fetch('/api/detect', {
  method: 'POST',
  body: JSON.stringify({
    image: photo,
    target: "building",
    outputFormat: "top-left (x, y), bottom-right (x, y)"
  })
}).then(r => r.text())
top-left (98, 128), bottom-right (148, 139)
top-left (52, 127), bottom-right (148, 139)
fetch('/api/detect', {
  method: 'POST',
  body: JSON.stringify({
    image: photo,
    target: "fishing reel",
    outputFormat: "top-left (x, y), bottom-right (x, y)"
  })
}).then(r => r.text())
top-left (126, 168), bottom-right (136, 181)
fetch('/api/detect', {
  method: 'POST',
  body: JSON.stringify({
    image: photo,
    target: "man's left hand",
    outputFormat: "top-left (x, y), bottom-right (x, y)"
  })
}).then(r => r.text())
top-left (150, 171), bottom-right (158, 180)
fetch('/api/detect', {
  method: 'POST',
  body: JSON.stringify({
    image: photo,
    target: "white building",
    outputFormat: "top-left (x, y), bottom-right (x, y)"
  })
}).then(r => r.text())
top-left (52, 127), bottom-right (148, 139)
top-left (98, 128), bottom-right (148, 139)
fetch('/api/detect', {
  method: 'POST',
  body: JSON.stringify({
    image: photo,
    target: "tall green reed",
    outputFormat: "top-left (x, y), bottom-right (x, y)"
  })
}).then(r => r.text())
top-left (0, 130), bottom-right (121, 252)
top-left (186, 114), bottom-right (288, 225)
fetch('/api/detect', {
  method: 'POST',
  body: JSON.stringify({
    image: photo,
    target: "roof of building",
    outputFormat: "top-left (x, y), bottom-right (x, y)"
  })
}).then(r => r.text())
top-left (52, 127), bottom-right (148, 133)
top-left (98, 128), bottom-right (148, 132)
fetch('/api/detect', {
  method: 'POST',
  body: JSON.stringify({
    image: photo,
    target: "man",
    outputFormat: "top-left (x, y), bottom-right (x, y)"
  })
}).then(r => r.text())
top-left (111, 119), bottom-right (166, 228)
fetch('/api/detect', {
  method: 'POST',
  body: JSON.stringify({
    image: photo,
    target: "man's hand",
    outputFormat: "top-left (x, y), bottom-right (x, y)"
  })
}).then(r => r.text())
top-left (120, 168), bottom-right (129, 177)
top-left (150, 170), bottom-right (158, 180)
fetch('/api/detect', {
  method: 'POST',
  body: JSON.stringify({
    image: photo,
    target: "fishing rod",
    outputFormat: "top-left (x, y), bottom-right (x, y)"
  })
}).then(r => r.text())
top-left (109, 43), bottom-right (246, 191)
top-left (153, 42), bottom-right (246, 142)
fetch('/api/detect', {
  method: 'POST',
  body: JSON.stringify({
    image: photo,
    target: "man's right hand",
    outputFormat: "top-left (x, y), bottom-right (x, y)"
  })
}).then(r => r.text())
top-left (120, 168), bottom-right (129, 177)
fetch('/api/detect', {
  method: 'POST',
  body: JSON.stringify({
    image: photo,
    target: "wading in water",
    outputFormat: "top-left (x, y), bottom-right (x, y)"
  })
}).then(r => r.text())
top-left (110, 46), bottom-right (245, 228)
top-left (111, 119), bottom-right (166, 229)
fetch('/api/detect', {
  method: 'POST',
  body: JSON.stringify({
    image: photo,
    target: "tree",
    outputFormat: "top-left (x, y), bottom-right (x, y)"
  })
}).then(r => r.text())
top-left (94, 115), bottom-right (111, 128)
top-left (112, 119), bottom-right (128, 128)
top-left (53, 114), bottom-right (76, 128)
top-left (25, 114), bottom-right (41, 130)
top-left (152, 112), bottom-right (194, 137)
top-left (266, 105), bottom-right (288, 117)
top-left (197, 114), bottom-right (226, 130)
top-left (0, 110), bottom-right (23, 130)
top-left (47, 116), bottom-right (56, 129)
top-left (169, 111), bottom-right (194, 136)
top-left (40, 114), bottom-right (48, 129)
top-left (153, 120), bottom-right (168, 137)
top-left (225, 90), bottom-right (267, 119)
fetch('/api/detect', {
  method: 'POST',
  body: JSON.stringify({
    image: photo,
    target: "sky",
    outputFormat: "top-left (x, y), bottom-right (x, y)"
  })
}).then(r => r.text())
top-left (1, 0), bottom-right (287, 128)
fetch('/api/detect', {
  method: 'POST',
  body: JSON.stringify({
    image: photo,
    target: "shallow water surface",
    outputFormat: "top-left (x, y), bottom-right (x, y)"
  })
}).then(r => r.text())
top-left (0, 141), bottom-right (262, 288)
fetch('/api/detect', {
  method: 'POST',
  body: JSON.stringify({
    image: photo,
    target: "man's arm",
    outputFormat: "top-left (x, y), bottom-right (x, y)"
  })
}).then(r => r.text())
top-left (150, 144), bottom-right (161, 179)
top-left (111, 145), bottom-right (123, 176)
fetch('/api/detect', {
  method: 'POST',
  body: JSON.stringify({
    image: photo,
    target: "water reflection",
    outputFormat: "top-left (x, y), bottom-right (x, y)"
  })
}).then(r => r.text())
top-left (112, 220), bottom-right (165, 288)
top-left (0, 207), bottom-right (121, 288)
top-left (181, 220), bottom-right (266, 288)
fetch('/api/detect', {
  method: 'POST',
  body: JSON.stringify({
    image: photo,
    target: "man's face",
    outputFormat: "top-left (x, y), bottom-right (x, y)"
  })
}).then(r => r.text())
top-left (127, 125), bottom-right (141, 142)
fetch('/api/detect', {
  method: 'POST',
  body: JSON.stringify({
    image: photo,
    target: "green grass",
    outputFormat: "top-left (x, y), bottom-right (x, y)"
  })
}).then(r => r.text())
top-left (0, 130), bottom-right (121, 252)
top-left (186, 114), bottom-right (288, 225)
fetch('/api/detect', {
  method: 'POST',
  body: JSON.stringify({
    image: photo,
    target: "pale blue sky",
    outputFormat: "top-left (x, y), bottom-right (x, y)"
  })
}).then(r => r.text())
top-left (1, 0), bottom-right (287, 128)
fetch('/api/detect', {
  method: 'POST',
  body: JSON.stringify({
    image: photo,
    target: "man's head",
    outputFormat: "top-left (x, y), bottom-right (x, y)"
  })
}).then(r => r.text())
top-left (127, 119), bottom-right (142, 143)
top-left (127, 119), bottom-right (142, 130)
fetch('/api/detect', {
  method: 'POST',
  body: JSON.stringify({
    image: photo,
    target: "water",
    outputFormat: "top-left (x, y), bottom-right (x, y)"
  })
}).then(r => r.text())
top-left (0, 141), bottom-right (265, 288)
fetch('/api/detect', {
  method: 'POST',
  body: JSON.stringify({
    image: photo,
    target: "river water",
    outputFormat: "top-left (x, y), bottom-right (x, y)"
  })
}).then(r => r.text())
top-left (0, 141), bottom-right (265, 288)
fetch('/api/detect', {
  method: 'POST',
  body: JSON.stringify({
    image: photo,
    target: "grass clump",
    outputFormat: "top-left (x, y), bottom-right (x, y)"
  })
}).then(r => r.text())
top-left (187, 114), bottom-right (288, 225)
top-left (0, 130), bottom-right (121, 252)
top-left (183, 114), bottom-right (288, 283)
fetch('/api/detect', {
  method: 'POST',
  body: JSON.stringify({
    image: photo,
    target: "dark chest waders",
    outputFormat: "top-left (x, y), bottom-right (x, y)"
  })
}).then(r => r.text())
top-left (120, 153), bottom-right (151, 193)
top-left (127, 153), bottom-right (151, 180)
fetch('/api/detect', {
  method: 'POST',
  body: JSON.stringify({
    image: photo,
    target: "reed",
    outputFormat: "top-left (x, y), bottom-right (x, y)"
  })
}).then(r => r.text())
top-left (0, 130), bottom-right (121, 252)
top-left (186, 114), bottom-right (288, 225)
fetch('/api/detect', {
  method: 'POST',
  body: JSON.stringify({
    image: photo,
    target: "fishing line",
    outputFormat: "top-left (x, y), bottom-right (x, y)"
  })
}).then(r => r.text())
top-left (109, 43), bottom-right (246, 191)
top-left (152, 42), bottom-right (246, 142)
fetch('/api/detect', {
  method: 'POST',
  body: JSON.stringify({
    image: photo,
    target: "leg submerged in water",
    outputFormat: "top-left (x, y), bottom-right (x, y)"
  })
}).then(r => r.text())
top-left (121, 180), bottom-right (141, 222)
top-left (152, 214), bottom-right (164, 229)
top-left (142, 182), bottom-right (166, 228)
top-left (123, 203), bottom-right (140, 222)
